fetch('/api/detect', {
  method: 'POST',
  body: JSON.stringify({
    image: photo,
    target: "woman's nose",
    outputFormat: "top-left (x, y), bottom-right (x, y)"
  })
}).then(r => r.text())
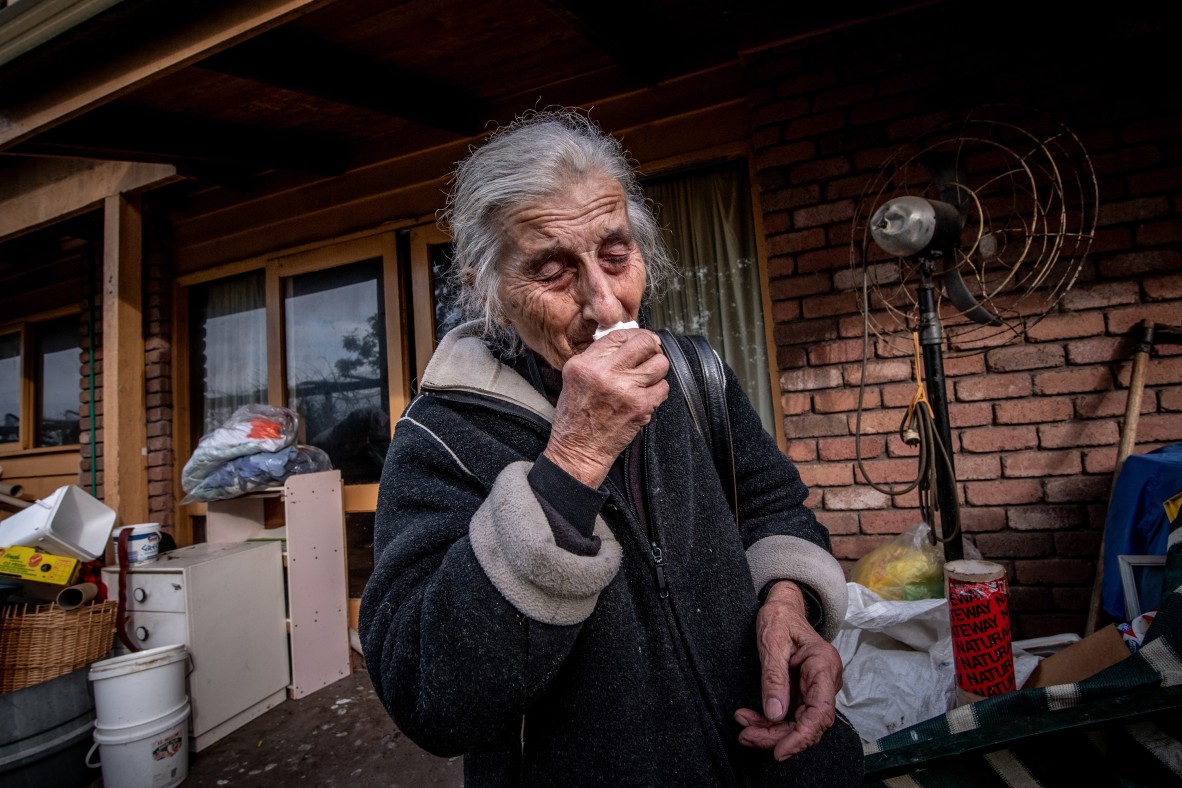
top-left (578, 266), bottom-right (624, 326)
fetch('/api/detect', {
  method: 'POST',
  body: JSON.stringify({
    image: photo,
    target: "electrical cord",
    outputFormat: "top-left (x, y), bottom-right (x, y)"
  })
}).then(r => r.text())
top-left (854, 273), bottom-right (961, 545)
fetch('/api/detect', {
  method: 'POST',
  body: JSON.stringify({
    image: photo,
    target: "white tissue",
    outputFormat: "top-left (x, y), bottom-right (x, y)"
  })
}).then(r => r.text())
top-left (592, 321), bottom-right (639, 341)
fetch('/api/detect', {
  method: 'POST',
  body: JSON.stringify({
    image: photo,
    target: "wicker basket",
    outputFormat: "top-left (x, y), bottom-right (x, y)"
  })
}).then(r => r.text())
top-left (0, 600), bottom-right (117, 693)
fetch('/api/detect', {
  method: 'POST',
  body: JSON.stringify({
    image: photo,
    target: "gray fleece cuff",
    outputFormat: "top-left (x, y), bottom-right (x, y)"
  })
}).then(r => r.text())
top-left (746, 535), bottom-right (848, 641)
top-left (470, 461), bottom-right (622, 626)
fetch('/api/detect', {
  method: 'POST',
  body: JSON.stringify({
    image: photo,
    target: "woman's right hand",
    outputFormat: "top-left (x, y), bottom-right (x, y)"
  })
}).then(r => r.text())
top-left (543, 328), bottom-right (669, 488)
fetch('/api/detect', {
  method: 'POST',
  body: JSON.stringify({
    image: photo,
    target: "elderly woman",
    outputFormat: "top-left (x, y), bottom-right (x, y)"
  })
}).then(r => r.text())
top-left (360, 111), bottom-right (862, 786)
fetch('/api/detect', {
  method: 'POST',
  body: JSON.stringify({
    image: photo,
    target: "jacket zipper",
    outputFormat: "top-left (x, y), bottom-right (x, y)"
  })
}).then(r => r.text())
top-left (633, 428), bottom-right (738, 785)
top-left (628, 428), bottom-right (669, 599)
top-left (650, 543), bottom-right (669, 599)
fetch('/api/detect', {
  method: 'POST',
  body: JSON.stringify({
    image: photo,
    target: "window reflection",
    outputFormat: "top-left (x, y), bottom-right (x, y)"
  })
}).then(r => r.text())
top-left (284, 259), bottom-right (390, 484)
top-left (429, 243), bottom-right (464, 341)
top-left (0, 332), bottom-right (19, 444)
top-left (36, 317), bottom-right (80, 447)
top-left (345, 511), bottom-right (375, 598)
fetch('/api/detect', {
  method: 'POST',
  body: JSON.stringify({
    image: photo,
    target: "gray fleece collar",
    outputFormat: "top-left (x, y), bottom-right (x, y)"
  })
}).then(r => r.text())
top-left (420, 321), bottom-right (556, 423)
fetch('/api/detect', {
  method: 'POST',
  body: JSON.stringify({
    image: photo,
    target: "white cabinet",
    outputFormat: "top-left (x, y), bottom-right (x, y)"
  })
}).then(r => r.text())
top-left (206, 470), bottom-right (352, 700)
top-left (102, 540), bottom-right (290, 751)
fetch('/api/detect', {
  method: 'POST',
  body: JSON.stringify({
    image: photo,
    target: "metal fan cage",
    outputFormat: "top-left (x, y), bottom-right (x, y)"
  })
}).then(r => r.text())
top-left (851, 107), bottom-right (1100, 356)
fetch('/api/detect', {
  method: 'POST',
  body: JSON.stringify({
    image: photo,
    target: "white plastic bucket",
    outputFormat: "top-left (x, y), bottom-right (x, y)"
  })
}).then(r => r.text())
top-left (0, 485), bottom-right (116, 561)
top-left (86, 702), bottom-right (189, 788)
top-left (111, 523), bottom-right (162, 566)
top-left (88, 644), bottom-right (189, 730)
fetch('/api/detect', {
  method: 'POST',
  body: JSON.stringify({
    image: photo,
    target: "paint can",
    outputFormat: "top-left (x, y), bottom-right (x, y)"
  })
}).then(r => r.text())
top-left (111, 524), bottom-right (161, 566)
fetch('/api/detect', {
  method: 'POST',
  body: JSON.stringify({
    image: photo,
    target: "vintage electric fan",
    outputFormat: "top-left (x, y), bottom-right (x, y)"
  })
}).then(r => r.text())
top-left (849, 106), bottom-right (1099, 559)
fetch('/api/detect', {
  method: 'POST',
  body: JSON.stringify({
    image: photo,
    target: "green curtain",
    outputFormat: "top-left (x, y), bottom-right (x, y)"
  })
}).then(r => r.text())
top-left (646, 164), bottom-right (775, 435)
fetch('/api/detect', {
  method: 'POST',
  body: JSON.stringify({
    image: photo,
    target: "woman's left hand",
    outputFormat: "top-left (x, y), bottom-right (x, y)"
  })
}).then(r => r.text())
top-left (734, 580), bottom-right (843, 761)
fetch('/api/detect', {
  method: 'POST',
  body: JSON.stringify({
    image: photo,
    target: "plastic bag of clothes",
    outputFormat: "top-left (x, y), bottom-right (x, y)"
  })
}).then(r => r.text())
top-left (181, 445), bottom-right (332, 503)
top-left (849, 522), bottom-right (945, 601)
top-left (181, 405), bottom-right (298, 493)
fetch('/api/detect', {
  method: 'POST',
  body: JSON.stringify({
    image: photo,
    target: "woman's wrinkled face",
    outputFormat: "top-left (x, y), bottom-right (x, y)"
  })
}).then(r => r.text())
top-left (496, 174), bottom-right (647, 369)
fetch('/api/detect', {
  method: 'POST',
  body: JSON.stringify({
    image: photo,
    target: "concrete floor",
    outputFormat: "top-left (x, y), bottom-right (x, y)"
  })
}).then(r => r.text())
top-left (88, 654), bottom-right (463, 788)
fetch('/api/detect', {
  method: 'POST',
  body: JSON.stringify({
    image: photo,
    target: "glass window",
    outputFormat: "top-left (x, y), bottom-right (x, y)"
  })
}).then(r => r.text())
top-left (0, 332), bottom-right (20, 444)
top-left (646, 163), bottom-right (776, 435)
top-left (284, 259), bottom-right (390, 484)
top-left (191, 272), bottom-right (267, 435)
top-left (345, 511), bottom-right (375, 598)
top-left (428, 243), bottom-right (464, 342)
top-left (35, 317), bottom-right (80, 447)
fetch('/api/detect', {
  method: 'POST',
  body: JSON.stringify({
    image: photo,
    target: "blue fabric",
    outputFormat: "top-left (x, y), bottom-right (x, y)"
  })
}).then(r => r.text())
top-left (1102, 443), bottom-right (1182, 619)
top-left (182, 444), bottom-right (332, 503)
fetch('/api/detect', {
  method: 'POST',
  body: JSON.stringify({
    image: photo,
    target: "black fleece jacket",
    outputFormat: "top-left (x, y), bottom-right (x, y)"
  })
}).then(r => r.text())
top-left (360, 323), bottom-right (860, 786)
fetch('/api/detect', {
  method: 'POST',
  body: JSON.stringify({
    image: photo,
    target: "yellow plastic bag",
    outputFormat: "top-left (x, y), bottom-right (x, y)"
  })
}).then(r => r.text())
top-left (850, 522), bottom-right (944, 601)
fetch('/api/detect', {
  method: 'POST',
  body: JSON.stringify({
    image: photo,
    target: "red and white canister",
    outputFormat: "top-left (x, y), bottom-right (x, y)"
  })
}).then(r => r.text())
top-left (945, 559), bottom-right (1016, 704)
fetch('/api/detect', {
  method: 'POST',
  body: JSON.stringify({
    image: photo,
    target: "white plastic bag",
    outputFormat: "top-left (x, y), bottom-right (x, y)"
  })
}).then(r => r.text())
top-left (835, 582), bottom-right (1040, 742)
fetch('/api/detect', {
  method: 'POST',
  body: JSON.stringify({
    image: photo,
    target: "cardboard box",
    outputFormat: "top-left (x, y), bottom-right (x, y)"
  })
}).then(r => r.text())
top-left (0, 544), bottom-right (81, 586)
top-left (1022, 624), bottom-right (1131, 688)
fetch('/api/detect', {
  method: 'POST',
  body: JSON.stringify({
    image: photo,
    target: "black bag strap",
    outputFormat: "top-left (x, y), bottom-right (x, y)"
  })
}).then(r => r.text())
top-left (658, 330), bottom-right (738, 528)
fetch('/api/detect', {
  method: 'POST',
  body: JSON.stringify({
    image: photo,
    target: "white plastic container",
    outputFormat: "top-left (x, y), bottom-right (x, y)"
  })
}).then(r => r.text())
top-left (86, 702), bottom-right (189, 788)
top-left (89, 644), bottom-right (189, 730)
top-left (110, 523), bottom-right (162, 566)
top-left (0, 485), bottom-right (115, 561)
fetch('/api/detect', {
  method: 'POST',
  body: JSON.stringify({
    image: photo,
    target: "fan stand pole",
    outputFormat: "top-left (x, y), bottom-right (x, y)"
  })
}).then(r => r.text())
top-left (917, 259), bottom-right (964, 562)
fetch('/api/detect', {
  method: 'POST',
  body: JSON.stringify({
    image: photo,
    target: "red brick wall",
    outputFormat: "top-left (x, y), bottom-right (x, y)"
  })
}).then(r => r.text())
top-left (79, 250), bottom-right (103, 500)
top-left (144, 214), bottom-right (174, 533)
top-left (744, 9), bottom-right (1182, 637)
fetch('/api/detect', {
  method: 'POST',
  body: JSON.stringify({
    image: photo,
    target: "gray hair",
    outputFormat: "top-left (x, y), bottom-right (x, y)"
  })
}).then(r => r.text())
top-left (441, 109), bottom-right (674, 354)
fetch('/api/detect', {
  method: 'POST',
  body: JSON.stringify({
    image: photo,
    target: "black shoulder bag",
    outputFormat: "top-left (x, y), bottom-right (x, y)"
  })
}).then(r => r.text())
top-left (657, 330), bottom-right (738, 528)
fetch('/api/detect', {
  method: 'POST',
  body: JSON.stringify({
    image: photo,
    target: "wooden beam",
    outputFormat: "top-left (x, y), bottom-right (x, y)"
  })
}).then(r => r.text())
top-left (0, 0), bottom-right (339, 150)
top-left (540, 0), bottom-right (724, 86)
top-left (102, 194), bottom-right (148, 524)
top-left (11, 106), bottom-right (347, 176)
top-left (0, 157), bottom-right (175, 242)
top-left (342, 483), bottom-right (378, 514)
top-left (198, 27), bottom-right (482, 136)
top-left (732, 0), bottom-right (947, 55)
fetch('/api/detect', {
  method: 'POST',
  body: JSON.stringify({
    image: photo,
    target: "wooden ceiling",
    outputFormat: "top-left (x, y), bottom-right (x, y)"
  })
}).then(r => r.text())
top-left (0, 0), bottom-right (896, 181)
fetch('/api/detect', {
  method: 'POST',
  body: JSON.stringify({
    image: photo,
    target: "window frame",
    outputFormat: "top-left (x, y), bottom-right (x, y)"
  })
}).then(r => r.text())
top-left (409, 224), bottom-right (452, 385)
top-left (0, 305), bottom-right (82, 456)
top-left (175, 231), bottom-right (409, 539)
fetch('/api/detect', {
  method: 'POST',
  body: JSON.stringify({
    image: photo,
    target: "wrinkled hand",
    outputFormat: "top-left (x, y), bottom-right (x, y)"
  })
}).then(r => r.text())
top-left (544, 328), bottom-right (669, 488)
top-left (735, 581), bottom-right (843, 761)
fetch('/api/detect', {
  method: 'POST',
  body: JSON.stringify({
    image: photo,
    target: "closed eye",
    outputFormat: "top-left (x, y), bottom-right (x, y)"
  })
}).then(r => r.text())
top-left (535, 258), bottom-right (571, 284)
top-left (600, 235), bottom-right (635, 265)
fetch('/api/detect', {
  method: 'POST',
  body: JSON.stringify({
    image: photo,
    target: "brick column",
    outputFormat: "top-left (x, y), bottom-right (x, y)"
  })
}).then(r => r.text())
top-left (79, 245), bottom-right (104, 500)
top-left (144, 208), bottom-right (175, 534)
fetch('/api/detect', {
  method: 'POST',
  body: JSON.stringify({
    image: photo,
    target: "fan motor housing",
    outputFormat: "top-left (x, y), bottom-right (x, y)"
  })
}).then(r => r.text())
top-left (870, 195), bottom-right (963, 258)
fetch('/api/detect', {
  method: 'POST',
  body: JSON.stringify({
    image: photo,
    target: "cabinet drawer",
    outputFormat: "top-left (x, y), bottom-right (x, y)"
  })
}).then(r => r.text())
top-left (122, 610), bottom-right (189, 650)
top-left (102, 569), bottom-right (187, 613)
